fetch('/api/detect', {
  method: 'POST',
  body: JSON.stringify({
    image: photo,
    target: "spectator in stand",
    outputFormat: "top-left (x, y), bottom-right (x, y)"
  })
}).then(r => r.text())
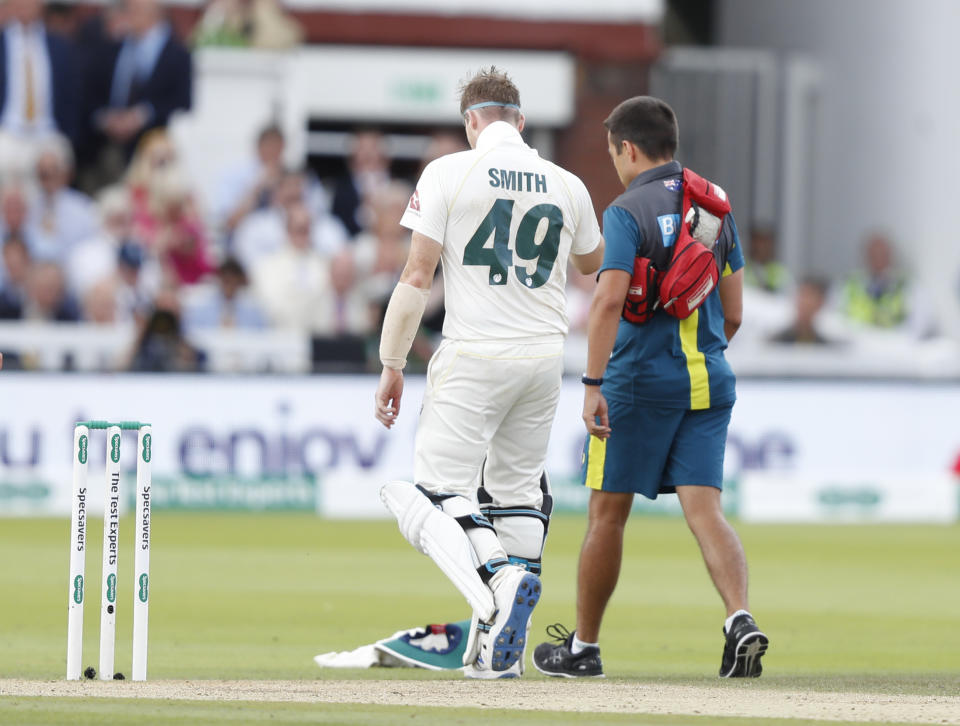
top-left (181, 256), bottom-right (267, 332)
top-left (744, 223), bottom-right (792, 295)
top-left (0, 180), bottom-right (34, 251)
top-left (770, 277), bottom-right (832, 345)
top-left (353, 180), bottom-right (441, 369)
top-left (252, 202), bottom-right (334, 332)
top-left (0, 0), bottom-right (77, 175)
top-left (126, 128), bottom-right (177, 212)
top-left (81, 276), bottom-right (119, 324)
top-left (42, 1), bottom-right (77, 38)
top-left (127, 287), bottom-right (203, 372)
top-left (233, 168), bottom-right (345, 271)
top-left (840, 232), bottom-right (935, 338)
top-left (193, 0), bottom-right (303, 49)
top-left (28, 133), bottom-right (98, 260)
top-left (88, 0), bottom-right (191, 185)
top-left (419, 130), bottom-right (468, 171)
top-left (354, 181), bottom-right (412, 308)
top-left (73, 1), bottom-right (127, 193)
top-left (0, 234), bottom-right (30, 317)
top-left (66, 185), bottom-right (158, 321)
top-left (22, 259), bottom-right (78, 320)
top-left (331, 129), bottom-right (390, 237)
top-left (310, 247), bottom-right (374, 369)
top-left (142, 167), bottom-right (214, 286)
top-left (213, 123), bottom-right (285, 244)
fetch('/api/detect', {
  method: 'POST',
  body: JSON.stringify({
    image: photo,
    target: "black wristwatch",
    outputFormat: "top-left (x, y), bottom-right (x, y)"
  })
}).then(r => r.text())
top-left (581, 374), bottom-right (604, 386)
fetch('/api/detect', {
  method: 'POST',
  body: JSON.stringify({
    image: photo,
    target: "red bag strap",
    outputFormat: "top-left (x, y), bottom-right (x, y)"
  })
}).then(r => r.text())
top-left (681, 168), bottom-right (731, 218)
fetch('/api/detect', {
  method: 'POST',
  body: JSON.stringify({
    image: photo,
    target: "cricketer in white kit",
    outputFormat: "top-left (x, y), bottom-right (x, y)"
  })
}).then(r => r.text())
top-left (375, 67), bottom-right (603, 678)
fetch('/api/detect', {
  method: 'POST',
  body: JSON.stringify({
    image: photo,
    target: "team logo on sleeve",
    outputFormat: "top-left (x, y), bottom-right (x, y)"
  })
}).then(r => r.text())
top-left (408, 190), bottom-right (421, 213)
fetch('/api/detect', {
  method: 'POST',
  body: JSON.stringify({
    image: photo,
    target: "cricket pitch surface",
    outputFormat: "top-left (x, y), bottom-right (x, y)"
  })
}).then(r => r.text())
top-left (2, 679), bottom-right (959, 724)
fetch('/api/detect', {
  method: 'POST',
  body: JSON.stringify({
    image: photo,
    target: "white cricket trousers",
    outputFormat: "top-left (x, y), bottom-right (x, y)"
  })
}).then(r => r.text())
top-left (413, 337), bottom-right (564, 510)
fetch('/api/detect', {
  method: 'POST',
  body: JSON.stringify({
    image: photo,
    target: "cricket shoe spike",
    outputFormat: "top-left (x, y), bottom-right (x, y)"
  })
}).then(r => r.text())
top-left (380, 480), bottom-right (496, 621)
top-left (719, 613), bottom-right (769, 678)
top-left (480, 566), bottom-right (541, 671)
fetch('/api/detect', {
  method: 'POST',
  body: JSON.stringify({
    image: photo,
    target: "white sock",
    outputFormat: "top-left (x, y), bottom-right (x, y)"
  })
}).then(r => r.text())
top-left (725, 609), bottom-right (751, 634)
top-left (571, 634), bottom-right (597, 655)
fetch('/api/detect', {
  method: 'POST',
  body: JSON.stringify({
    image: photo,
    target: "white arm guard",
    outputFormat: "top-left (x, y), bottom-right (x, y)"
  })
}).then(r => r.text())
top-left (379, 282), bottom-right (430, 370)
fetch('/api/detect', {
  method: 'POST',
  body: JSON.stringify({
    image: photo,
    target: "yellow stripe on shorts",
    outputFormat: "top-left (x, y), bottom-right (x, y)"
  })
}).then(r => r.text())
top-left (679, 309), bottom-right (711, 410)
top-left (585, 435), bottom-right (607, 490)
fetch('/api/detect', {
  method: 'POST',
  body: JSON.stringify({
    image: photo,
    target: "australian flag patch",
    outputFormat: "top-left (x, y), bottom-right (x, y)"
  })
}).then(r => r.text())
top-left (663, 179), bottom-right (682, 192)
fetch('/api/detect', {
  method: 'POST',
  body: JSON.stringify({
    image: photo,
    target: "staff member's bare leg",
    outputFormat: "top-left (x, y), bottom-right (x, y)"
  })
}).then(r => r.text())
top-left (533, 489), bottom-right (630, 677)
top-left (576, 490), bottom-right (633, 642)
top-left (677, 484), bottom-right (768, 677)
top-left (676, 485), bottom-right (747, 614)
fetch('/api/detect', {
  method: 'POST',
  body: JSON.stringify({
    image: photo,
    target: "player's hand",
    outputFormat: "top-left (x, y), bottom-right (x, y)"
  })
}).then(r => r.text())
top-left (374, 366), bottom-right (404, 428)
top-left (582, 386), bottom-right (611, 439)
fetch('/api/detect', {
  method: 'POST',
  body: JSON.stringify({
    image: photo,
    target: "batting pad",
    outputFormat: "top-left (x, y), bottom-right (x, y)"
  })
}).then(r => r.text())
top-left (380, 480), bottom-right (496, 621)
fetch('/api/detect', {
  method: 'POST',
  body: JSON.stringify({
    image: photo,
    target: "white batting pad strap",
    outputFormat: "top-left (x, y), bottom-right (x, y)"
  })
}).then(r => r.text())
top-left (379, 283), bottom-right (430, 370)
top-left (380, 481), bottom-right (496, 621)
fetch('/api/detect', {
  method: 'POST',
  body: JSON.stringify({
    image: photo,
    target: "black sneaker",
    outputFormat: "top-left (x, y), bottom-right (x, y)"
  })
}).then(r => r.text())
top-left (533, 624), bottom-right (604, 678)
top-left (719, 613), bottom-right (769, 677)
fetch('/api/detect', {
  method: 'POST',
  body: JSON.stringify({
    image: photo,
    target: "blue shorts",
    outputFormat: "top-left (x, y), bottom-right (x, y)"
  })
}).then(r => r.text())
top-left (581, 399), bottom-right (733, 500)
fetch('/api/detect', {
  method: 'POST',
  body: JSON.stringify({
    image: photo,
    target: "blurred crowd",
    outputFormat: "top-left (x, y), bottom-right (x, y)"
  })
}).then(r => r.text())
top-left (0, 0), bottom-right (464, 372)
top-left (0, 0), bottom-right (950, 374)
top-left (736, 225), bottom-right (937, 347)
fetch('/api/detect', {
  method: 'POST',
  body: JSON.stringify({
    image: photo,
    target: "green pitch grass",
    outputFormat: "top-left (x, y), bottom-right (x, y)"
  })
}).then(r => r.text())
top-left (1, 513), bottom-right (958, 725)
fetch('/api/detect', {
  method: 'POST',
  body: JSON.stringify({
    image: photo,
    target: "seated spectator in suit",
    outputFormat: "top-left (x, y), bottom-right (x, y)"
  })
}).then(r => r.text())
top-left (22, 258), bottom-right (79, 320)
top-left (28, 133), bottom-right (98, 260)
top-left (0, 0), bottom-right (76, 176)
top-left (840, 232), bottom-right (935, 338)
top-left (331, 129), bottom-right (390, 238)
top-left (181, 256), bottom-right (267, 332)
top-left (770, 277), bottom-right (832, 345)
top-left (0, 234), bottom-right (31, 317)
top-left (744, 223), bottom-right (792, 295)
top-left (88, 0), bottom-right (191, 185)
top-left (233, 169), bottom-right (346, 271)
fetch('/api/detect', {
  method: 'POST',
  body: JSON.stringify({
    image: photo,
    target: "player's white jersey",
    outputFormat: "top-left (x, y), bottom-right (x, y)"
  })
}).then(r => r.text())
top-left (400, 121), bottom-right (601, 342)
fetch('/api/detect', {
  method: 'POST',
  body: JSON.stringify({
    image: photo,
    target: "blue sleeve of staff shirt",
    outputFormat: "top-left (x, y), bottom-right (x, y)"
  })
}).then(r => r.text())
top-left (600, 206), bottom-right (640, 275)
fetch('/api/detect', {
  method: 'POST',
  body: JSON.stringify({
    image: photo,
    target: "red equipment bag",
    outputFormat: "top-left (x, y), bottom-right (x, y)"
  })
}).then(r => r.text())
top-left (622, 168), bottom-right (731, 324)
top-left (658, 168), bottom-right (729, 319)
top-left (622, 256), bottom-right (659, 324)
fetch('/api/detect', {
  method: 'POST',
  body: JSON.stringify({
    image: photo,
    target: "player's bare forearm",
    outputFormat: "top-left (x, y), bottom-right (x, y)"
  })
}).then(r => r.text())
top-left (585, 269), bottom-right (631, 379)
